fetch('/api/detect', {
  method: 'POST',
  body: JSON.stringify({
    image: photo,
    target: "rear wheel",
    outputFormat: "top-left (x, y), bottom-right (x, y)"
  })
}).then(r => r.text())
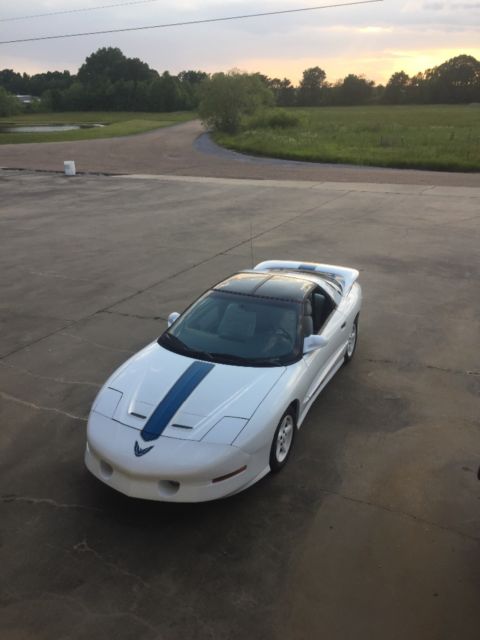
top-left (344, 316), bottom-right (359, 364)
top-left (269, 408), bottom-right (296, 472)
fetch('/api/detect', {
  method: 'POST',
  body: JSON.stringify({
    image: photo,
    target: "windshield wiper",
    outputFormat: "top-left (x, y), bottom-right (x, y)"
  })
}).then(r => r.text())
top-left (211, 352), bottom-right (286, 366)
top-left (160, 333), bottom-right (214, 361)
top-left (209, 352), bottom-right (248, 364)
top-left (161, 336), bottom-right (285, 366)
top-left (159, 332), bottom-right (193, 356)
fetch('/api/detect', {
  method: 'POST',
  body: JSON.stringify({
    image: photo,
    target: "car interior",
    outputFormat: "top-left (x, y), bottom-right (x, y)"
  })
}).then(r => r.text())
top-left (168, 283), bottom-right (336, 363)
top-left (176, 293), bottom-right (300, 360)
top-left (304, 288), bottom-right (336, 336)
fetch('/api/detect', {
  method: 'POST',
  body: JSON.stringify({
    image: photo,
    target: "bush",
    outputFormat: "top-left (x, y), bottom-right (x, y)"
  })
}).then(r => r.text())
top-left (198, 71), bottom-right (273, 133)
top-left (247, 109), bottom-right (300, 129)
top-left (0, 87), bottom-right (20, 117)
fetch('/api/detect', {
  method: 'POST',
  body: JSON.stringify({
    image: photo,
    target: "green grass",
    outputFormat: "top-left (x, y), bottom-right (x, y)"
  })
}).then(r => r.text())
top-left (214, 105), bottom-right (480, 172)
top-left (0, 111), bottom-right (195, 144)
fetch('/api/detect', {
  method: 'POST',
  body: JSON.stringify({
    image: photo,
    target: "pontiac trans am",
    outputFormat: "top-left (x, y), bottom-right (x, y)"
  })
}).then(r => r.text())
top-left (85, 260), bottom-right (362, 502)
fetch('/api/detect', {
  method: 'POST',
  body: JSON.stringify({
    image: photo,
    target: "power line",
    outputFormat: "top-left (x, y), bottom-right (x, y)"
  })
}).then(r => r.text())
top-left (0, 0), bottom-right (163, 23)
top-left (0, 1), bottom-right (383, 45)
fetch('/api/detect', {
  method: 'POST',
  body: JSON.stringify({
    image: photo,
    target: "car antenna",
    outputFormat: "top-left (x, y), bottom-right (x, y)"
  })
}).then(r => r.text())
top-left (250, 218), bottom-right (255, 268)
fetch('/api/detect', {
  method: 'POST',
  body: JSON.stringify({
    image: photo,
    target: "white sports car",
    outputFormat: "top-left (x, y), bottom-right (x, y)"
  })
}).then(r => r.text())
top-left (85, 260), bottom-right (362, 502)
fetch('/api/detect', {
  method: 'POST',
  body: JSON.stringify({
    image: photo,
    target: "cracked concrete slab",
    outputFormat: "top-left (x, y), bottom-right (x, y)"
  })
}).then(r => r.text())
top-left (0, 170), bottom-right (479, 640)
top-left (280, 494), bottom-right (479, 640)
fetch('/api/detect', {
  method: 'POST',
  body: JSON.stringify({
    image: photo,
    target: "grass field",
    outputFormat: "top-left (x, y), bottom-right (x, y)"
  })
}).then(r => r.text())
top-left (0, 111), bottom-right (194, 144)
top-left (214, 106), bottom-right (480, 172)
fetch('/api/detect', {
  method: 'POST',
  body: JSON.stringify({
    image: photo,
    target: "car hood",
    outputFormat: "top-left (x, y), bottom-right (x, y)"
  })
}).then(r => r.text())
top-left (98, 343), bottom-right (286, 441)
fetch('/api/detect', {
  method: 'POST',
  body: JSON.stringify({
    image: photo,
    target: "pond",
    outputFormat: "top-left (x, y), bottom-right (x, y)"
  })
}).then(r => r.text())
top-left (0, 123), bottom-right (105, 133)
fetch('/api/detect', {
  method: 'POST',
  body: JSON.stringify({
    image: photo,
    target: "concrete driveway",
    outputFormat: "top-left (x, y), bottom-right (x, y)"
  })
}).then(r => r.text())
top-left (1, 170), bottom-right (479, 640)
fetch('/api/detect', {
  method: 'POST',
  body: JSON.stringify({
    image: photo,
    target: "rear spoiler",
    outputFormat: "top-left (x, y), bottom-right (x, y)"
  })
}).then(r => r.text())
top-left (254, 260), bottom-right (359, 296)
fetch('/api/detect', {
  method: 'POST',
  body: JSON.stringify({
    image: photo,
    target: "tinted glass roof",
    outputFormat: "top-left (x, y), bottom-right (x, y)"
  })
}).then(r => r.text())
top-left (214, 272), bottom-right (314, 302)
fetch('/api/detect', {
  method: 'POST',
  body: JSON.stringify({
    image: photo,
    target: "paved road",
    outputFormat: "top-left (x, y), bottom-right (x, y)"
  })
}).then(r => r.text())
top-left (1, 120), bottom-right (479, 186)
top-left (1, 170), bottom-right (479, 640)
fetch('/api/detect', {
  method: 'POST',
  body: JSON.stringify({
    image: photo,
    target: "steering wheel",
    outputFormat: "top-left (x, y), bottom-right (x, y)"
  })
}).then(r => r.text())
top-left (273, 327), bottom-right (292, 342)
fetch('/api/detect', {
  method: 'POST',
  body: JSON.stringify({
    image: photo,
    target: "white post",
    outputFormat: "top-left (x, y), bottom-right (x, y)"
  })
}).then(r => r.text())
top-left (64, 160), bottom-right (76, 176)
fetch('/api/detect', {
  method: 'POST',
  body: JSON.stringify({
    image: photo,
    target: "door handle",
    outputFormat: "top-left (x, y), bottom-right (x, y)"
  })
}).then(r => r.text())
top-left (341, 321), bottom-right (346, 329)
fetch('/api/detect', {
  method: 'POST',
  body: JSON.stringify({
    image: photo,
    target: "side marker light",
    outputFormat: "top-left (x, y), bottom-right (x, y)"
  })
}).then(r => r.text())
top-left (212, 465), bottom-right (247, 483)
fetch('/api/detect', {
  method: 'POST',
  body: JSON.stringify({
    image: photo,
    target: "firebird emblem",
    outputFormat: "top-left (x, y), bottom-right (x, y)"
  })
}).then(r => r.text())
top-left (134, 441), bottom-right (154, 457)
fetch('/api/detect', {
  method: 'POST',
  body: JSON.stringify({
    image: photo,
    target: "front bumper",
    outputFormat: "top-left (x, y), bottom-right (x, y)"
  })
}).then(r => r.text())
top-left (85, 413), bottom-right (264, 502)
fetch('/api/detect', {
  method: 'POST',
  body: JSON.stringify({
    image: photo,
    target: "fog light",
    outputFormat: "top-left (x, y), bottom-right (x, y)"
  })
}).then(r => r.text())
top-left (100, 460), bottom-right (113, 479)
top-left (158, 480), bottom-right (180, 496)
top-left (212, 466), bottom-right (247, 483)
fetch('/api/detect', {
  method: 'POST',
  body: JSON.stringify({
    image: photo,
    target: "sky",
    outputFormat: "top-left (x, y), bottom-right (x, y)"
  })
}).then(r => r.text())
top-left (0, 1), bottom-right (479, 84)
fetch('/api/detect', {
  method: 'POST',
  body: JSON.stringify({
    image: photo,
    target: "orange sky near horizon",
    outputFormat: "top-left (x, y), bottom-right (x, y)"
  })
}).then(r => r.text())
top-left (11, 46), bottom-right (479, 86)
top-left (235, 47), bottom-right (480, 85)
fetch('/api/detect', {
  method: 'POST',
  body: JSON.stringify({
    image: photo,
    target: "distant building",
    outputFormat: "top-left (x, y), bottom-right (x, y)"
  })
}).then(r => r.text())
top-left (15, 94), bottom-right (39, 105)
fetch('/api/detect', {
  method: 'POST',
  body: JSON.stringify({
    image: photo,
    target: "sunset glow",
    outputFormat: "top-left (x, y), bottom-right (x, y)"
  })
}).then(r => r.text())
top-left (1, 1), bottom-right (478, 83)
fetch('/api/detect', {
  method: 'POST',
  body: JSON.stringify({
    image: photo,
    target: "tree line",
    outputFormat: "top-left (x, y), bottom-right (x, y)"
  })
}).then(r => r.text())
top-left (268, 55), bottom-right (480, 106)
top-left (0, 47), bottom-right (479, 117)
top-left (0, 48), bottom-right (207, 115)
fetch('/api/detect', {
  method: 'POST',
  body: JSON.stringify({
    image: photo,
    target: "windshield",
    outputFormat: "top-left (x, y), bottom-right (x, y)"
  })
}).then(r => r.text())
top-left (158, 290), bottom-right (302, 367)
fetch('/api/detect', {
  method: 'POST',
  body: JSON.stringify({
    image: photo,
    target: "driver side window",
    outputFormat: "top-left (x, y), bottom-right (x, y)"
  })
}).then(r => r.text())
top-left (311, 288), bottom-right (335, 334)
top-left (303, 300), bottom-right (314, 337)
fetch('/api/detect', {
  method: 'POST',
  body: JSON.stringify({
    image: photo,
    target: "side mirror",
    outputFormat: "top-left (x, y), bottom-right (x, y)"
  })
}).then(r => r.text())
top-left (303, 334), bottom-right (328, 354)
top-left (167, 312), bottom-right (180, 327)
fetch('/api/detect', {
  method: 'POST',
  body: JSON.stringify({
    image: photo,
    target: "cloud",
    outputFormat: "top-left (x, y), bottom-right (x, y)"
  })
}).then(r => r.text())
top-left (424, 1), bottom-right (480, 8)
top-left (0, 1), bottom-right (478, 83)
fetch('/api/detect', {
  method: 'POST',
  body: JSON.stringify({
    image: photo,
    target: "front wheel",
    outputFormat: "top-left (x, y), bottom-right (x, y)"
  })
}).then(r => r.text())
top-left (344, 315), bottom-right (359, 364)
top-left (269, 409), bottom-right (296, 472)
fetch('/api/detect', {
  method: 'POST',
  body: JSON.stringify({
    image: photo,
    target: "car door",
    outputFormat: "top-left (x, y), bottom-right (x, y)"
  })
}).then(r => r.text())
top-left (298, 287), bottom-right (348, 418)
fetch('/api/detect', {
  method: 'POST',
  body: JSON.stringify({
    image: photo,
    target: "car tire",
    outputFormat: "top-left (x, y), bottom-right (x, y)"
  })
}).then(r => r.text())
top-left (344, 315), bottom-right (359, 364)
top-left (269, 408), bottom-right (296, 472)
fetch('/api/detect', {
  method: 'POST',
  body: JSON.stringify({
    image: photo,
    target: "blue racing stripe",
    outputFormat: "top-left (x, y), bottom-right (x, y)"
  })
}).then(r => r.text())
top-left (140, 361), bottom-right (214, 442)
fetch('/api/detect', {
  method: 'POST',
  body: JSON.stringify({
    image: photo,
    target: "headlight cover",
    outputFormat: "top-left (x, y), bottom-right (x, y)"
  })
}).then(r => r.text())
top-left (93, 388), bottom-right (123, 418)
top-left (202, 417), bottom-right (248, 445)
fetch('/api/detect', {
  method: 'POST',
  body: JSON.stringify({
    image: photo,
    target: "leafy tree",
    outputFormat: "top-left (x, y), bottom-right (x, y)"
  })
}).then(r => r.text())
top-left (198, 71), bottom-right (273, 133)
top-left (147, 73), bottom-right (183, 111)
top-left (159, 72), bottom-right (182, 111)
top-left (60, 82), bottom-right (87, 110)
top-left (372, 83), bottom-right (385, 104)
top-left (0, 69), bottom-right (28, 94)
top-left (384, 71), bottom-right (410, 104)
top-left (147, 77), bottom-right (166, 111)
top-left (126, 58), bottom-right (156, 85)
top-left (268, 77), bottom-right (296, 106)
top-left (79, 47), bottom-right (122, 85)
top-left (298, 67), bottom-right (326, 106)
top-left (0, 87), bottom-right (20, 116)
top-left (177, 70), bottom-right (209, 108)
top-left (406, 72), bottom-right (428, 103)
top-left (337, 74), bottom-right (374, 105)
top-left (41, 88), bottom-right (64, 111)
top-left (29, 71), bottom-right (72, 96)
top-left (178, 70), bottom-right (209, 86)
top-left (78, 47), bottom-right (156, 87)
top-left (425, 55), bottom-right (480, 103)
